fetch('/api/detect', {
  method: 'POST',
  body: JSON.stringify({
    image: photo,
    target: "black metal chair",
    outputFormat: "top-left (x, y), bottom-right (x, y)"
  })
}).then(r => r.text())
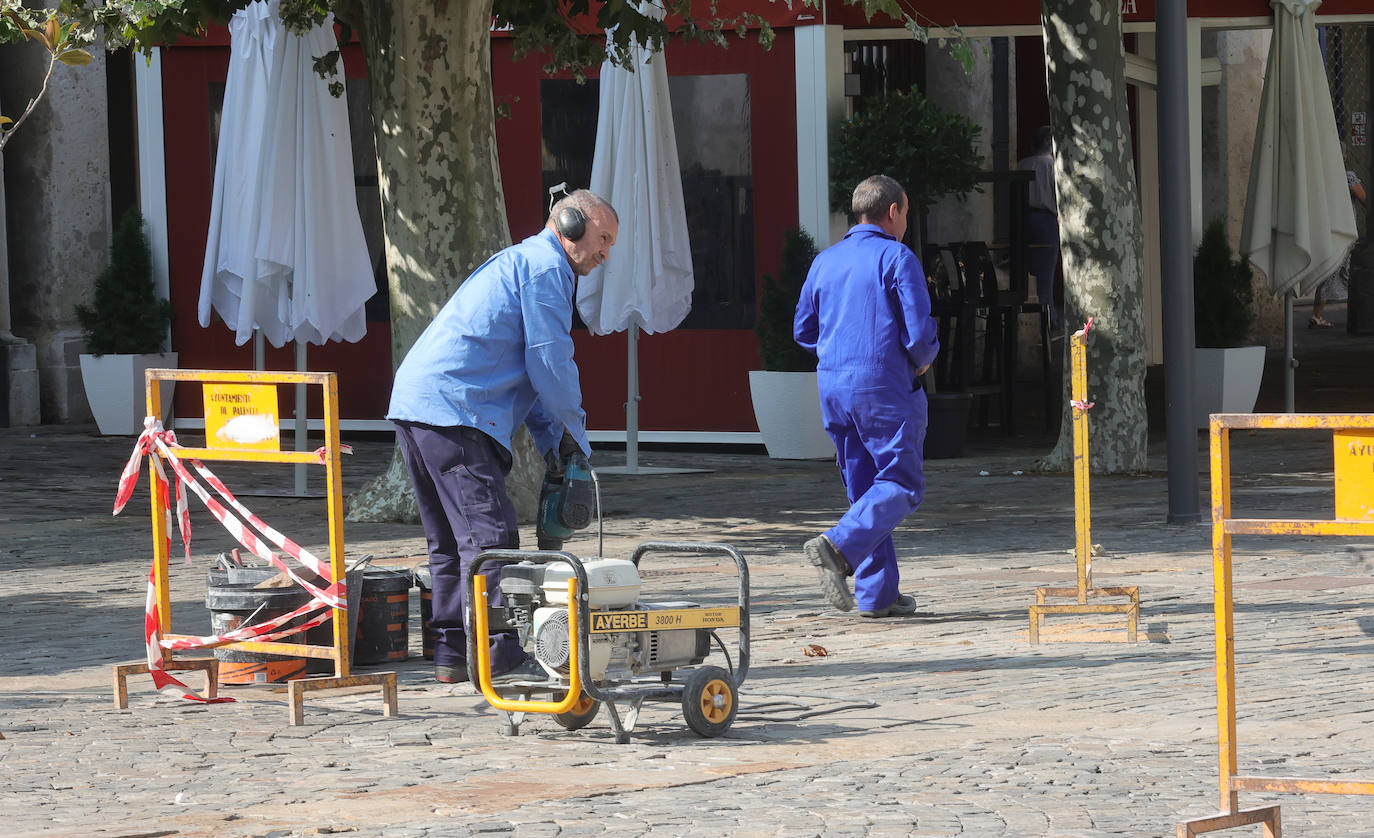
top-left (947, 240), bottom-right (1018, 435)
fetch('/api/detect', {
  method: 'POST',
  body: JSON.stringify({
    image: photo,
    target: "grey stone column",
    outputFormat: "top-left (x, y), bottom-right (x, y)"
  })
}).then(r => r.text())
top-left (0, 33), bottom-right (110, 424)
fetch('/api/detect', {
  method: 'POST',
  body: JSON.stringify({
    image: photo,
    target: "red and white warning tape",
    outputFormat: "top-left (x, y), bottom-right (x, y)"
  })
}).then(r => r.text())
top-left (1070, 318), bottom-right (1096, 412)
top-left (115, 417), bottom-right (350, 703)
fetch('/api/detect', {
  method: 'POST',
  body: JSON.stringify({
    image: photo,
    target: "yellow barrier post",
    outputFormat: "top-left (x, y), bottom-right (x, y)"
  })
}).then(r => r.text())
top-left (111, 369), bottom-right (397, 725)
top-left (1178, 413), bottom-right (1374, 837)
top-left (1028, 321), bottom-right (1140, 643)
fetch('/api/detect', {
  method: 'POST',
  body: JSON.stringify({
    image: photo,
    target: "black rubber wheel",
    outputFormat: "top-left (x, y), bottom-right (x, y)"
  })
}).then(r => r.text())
top-left (681, 665), bottom-right (737, 738)
top-left (553, 693), bottom-right (600, 731)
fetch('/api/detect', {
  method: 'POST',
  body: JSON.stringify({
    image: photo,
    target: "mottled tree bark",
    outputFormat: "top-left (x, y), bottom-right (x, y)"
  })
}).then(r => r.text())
top-left (1038, 0), bottom-right (1149, 473)
top-left (345, 0), bottom-right (543, 523)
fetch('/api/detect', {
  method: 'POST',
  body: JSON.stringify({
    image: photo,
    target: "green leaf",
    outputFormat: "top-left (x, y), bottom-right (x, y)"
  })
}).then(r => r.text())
top-left (57, 48), bottom-right (92, 66)
top-left (21, 27), bottom-right (50, 49)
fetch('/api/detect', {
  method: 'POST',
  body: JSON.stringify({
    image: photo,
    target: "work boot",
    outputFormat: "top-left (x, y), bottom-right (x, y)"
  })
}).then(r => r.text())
top-left (804, 535), bottom-right (855, 612)
top-left (858, 593), bottom-right (917, 619)
top-left (492, 658), bottom-right (549, 685)
top-left (434, 662), bottom-right (467, 683)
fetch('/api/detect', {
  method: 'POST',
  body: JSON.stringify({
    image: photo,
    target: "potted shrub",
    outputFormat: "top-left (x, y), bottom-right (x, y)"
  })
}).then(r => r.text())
top-left (1193, 217), bottom-right (1264, 429)
top-left (748, 227), bottom-right (834, 459)
top-left (830, 89), bottom-right (981, 456)
top-left (76, 208), bottom-right (177, 435)
top-left (829, 89), bottom-right (984, 250)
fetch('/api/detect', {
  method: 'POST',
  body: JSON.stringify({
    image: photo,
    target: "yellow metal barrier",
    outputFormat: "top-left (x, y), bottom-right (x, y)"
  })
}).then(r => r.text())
top-left (1176, 412), bottom-right (1374, 835)
top-left (471, 574), bottom-right (583, 713)
top-left (111, 368), bottom-right (397, 725)
top-left (1028, 322), bottom-right (1140, 643)
top-left (1178, 412), bottom-right (1374, 837)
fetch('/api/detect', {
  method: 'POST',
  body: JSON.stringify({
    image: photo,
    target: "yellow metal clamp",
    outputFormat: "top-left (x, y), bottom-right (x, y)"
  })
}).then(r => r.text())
top-left (472, 574), bottom-right (583, 713)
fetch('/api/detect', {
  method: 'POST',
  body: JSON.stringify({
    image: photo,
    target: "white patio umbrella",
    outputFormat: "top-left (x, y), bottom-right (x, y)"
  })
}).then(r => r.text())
top-left (579, 1), bottom-right (695, 474)
top-left (199, 0), bottom-right (374, 492)
top-left (1240, 0), bottom-right (1358, 411)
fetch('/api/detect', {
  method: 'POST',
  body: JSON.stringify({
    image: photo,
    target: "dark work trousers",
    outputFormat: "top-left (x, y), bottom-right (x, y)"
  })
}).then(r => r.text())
top-left (1027, 208), bottom-right (1062, 328)
top-left (393, 421), bottom-right (528, 675)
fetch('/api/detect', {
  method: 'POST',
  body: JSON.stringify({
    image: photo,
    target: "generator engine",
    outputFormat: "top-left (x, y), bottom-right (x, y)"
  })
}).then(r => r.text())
top-left (498, 557), bottom-right (709, 681)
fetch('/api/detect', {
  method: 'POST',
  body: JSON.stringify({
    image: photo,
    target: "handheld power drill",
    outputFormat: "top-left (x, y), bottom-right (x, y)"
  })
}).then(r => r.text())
top-left (536, 449), bottom-right (595, 550)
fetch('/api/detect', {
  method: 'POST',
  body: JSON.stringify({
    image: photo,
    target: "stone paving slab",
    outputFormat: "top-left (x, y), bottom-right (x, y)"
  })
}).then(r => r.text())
top-left (1, 423), bottom-right (1373, 837)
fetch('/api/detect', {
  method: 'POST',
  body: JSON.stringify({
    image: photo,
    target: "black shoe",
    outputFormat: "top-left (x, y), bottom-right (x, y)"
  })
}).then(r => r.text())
top-left (435, 663), bottom-right (467, 683)
top-left (858, 593), bottom-right (917, 619)
top-left (804, 535), bottom-right (855, 612)
top-left (492, 658), bottom-right (549, 684)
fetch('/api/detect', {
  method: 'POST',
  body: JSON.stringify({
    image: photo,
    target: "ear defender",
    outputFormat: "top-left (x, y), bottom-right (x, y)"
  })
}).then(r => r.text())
top-left (556, 206), bottom-right (586, 241)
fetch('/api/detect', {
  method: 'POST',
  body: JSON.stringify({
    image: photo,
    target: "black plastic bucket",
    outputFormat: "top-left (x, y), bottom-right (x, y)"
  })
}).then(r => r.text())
top-left (925, 392), bottom-right (973, 459)
top-left (304, 566), bottom-right (362, 673)
top-left (205, 567), bottom-right (311, 684)
top-left (414, 563), bottom-right (433, 660)
top-left (353, 566), bottom-right (411, 665)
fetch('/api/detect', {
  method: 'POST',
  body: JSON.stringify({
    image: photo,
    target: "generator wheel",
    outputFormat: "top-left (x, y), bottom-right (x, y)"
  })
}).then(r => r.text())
top-left (682, 665), bottom-right (737, 737)
top-left (553, 693), bottom-right (600, 731)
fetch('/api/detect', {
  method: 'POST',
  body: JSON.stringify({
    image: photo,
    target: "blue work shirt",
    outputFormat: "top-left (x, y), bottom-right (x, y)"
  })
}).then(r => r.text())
top-left (793, 224), bottom-right (939, 381)
top-left (387, 227), bottom-right (590, 457)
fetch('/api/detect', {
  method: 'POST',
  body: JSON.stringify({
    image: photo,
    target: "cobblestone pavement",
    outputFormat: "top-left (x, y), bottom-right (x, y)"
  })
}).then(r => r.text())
top-left (4, 308), bottom-right (1374, 838)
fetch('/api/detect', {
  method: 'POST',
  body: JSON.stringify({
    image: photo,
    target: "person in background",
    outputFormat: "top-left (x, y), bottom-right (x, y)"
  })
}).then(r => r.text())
top-left (387, 190), bottom-right (618, 683)
top-left (793, 174), bottom-right (940, 619)
top-left (1018, 125), bottom-right (1062, 330)
top-left (1310, 157), bottom-right (1367, 328)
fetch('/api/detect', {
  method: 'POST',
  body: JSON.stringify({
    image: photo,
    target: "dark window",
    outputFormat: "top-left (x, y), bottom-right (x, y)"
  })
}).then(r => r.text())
top-left (539, 73), bottom-right (755, 329)
top-left (844, 39), bottom-right (926, 112)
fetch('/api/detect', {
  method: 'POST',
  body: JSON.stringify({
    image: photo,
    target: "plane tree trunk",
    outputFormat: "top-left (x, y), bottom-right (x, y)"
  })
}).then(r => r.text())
top-left (1038, 0), bottom-right (1149, 473)
top-left (345, 0), bottom-right (543, 523)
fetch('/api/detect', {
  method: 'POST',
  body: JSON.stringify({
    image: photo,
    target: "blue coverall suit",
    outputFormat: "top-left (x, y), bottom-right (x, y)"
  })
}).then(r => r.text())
top-left (793, 224), bottom-right (940, 612)
top-left (388, 227), bottom-right (591, 674)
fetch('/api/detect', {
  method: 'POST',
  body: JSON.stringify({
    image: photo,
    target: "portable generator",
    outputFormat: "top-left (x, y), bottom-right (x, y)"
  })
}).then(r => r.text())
top-left (464, 537), bottom-right (750, 743)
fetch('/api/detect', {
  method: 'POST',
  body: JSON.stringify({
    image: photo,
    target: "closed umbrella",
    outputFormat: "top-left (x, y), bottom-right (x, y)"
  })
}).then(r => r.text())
top-left (579, 0), bottom-right (695, 474)
top-left (201, 0), bottom-right (373, 348)
top-left (1240, 0), bottom-right (1358, 410)
top-left (199, 0), bottom-right (374, 492)
top-left (255, 13), bottom-right (374, 347)
top-left (199, 0), bottom-right (288, 348)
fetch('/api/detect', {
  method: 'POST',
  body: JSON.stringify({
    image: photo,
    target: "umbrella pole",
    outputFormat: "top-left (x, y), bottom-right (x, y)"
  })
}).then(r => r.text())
top-left (295, 341), bottom-right (308, 495)
top-left (1284, 291), bottom-right (1295, 413)
top-left (626, 324), bottom-right (640, 473)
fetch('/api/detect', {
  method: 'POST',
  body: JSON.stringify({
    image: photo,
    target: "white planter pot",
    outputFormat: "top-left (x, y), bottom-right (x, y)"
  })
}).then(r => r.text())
top-left (79, 352), bottom-right (178, 435)
top-left (748, 370), bottom-right (835, 460)
top-left (1193, 346), bottom-right (1265, 429)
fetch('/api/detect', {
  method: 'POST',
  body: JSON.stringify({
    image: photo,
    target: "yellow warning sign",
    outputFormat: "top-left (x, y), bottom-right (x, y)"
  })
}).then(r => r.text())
top-left (203, 383), bottom-right (280, 451)
top-left (589, 607), bottom-right (739, 634)
top-left (1334, 430), bottom-right (1374, 520)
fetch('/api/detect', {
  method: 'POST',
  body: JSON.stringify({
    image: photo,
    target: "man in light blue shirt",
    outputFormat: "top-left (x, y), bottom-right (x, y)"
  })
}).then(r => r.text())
top-left (388, 190), bottom-right (618, 683)
top-left (794, 175), bottom-right (939, 619)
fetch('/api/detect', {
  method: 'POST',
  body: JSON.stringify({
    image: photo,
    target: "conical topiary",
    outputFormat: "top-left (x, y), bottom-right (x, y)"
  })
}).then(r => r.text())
top-left (1193, 218), bottom-right (1255, 348)
top-left (75, 208), bottom-right (172, 355)
top-left (755, 227), bottom-right (819, 372)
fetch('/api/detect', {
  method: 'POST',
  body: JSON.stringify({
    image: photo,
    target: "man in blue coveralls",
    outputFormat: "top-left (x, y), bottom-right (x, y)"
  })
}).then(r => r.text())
top-left (388, 190), bottom-right (618, 683)
top-left (794, 175), bottom-right (940, 618)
